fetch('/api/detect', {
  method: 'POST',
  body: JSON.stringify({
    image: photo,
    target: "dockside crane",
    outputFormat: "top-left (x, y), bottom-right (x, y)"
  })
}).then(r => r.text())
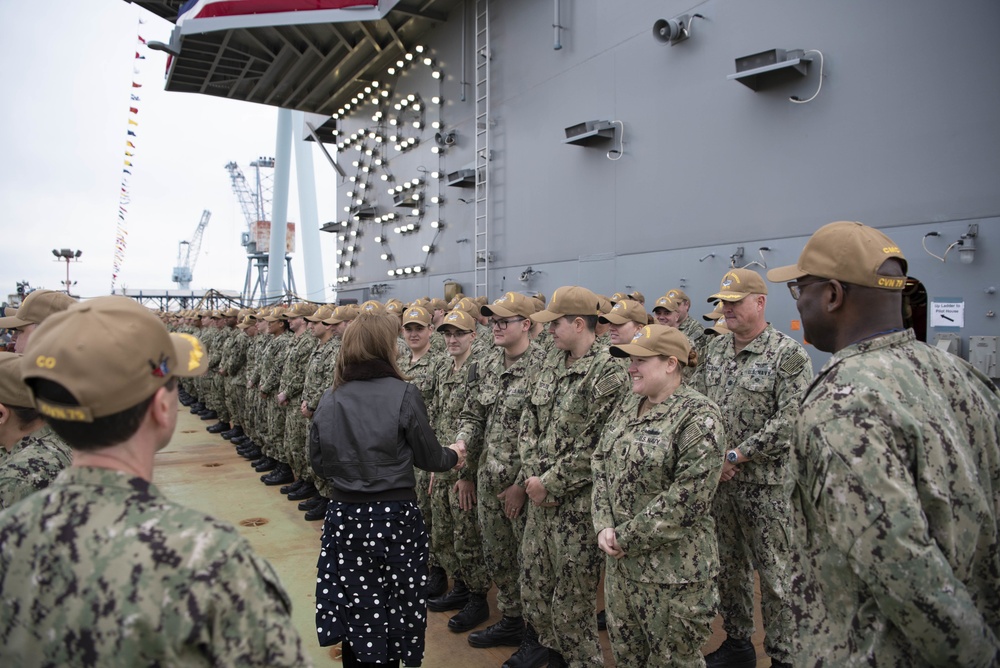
top-left (225, 158), bottom-right (295, 304)
top-left (171, 209), bottom-right (211, 290)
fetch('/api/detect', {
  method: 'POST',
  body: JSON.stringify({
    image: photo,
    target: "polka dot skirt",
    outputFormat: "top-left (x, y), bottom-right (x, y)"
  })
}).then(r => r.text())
top-left (316, 500), bottom-right (429, 667)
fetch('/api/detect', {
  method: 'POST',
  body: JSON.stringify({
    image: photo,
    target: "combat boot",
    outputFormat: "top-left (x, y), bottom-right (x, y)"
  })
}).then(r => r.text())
top-left (299, 496), bottom-right (325, 511)
top-left (189, 402), bottom-right (205, 413)
top-left (206, 421), bottom-right (229, 434)
top-left (448, 592), bottom-right (489, 633)
top-left (304, 498), bottom-right (329, 521)
top-left (280, 479), bottom-right (305, 495)
top-left (288, 481), bottom-right (318, 501)
top-left (468, 615), bottom-right (525, 648)
top-left (199, 410), bottom-right (218, 420)
top-left (428, 579), bottom-right (470, 612)
top-left (221, 425), bottom-right (244, 440)
top-left (547, 649), bottom-right (568, 668)
top-left (262, 464), bottom-right (293, 485)
top-left (253, 456), bottom-right (277, 472)
top-left (240, 445), bottom-right (262, 460)
top-left (501, 623), bottom-right (547, 668)
top-left (426, 566), bottom-right (448, 598)
top-left (704, 636), bottom-right (756, 668)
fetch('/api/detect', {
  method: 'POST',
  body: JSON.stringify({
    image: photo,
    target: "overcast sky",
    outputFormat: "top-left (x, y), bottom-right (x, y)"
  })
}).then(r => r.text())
top-left (0, 2), bottom-right (338, 305)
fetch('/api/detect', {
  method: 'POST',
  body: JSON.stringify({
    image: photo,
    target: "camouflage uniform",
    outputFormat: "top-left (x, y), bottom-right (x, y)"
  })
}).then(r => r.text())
top-left (592, 387), bottom-right (725, 667)
top-left (0, 466), bottom-right (308, 666)
top-left (789, 330), bottom-right (1000, 667)
top-left (689, 324), bottom-right (812, 662)
top-left (401, 350), bottom-right (445, 567)
top-left (218, 325), bottom-right (246, 426)
top-left (678, 316), bottom-right (706, 359)
top-left (0, 424), bottom-right (71, 509)
top-left (457, 342), bottom-right (547, 618)
top-left (244, 330), bottom-right (271, 447)
top-left (223, 328), bottom-right (251, 429)
top-left (206, 326), bottom-right (228, 419)
top-left (195, 324), bottom-right (218, 403)
top-left (428, 353), bottom-right (489, 594)
top-left (519, 339), bottom-right (628, 666)
top-left (259, 330), bottom-right (294, 459)
top-left (278, 331), bottom-right (318, 479)
top-left (301, 337), bottom-right (340, 496)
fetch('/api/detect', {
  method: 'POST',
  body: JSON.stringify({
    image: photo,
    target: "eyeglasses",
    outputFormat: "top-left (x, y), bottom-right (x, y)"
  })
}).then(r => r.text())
top-left (490, 317), bottom-right (525, 330)
top-left (441, 330), bottom-right (473, 339)
top-left (787, 278), bottom-right (832, 301)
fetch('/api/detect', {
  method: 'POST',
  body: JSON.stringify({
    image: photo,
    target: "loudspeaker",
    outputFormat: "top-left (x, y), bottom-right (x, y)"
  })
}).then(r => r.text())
top-left (652, 15), bottom-right (689, 45)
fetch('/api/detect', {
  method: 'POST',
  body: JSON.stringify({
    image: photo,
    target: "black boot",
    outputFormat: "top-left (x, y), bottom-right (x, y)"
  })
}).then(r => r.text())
top-left (469, 615), bottom-right (525, 648)
top-left (189, 402), bottom-right (205, 413)
top-left (207, 421), bottom-right (229, 434)
top-left (299, 496), bottom-right (325, 511)
top-left (304, 498), bottom-right (329, 521)
top-left (199, 410), bottom-right (218, 420)
top-left (428, 579), bottom-right (470, 612)
top-left (501, 623), bottom-right (547, 668)
top-left (547, 649), bottom-right (568, 668)
top-left (426, 566), bottom-right (448, 598)
top-left (262, 464), bottom-right (293, 485)
top-left (240, 445), bottom-right (262, 460)
top-left (448, 592), bottom-right (489, 633)
top-left (288, 481), bottom-right (318, 501)
top-left (253, 456), bottom-right (277, 472)
top-left (221, 425), bottom-right (244, 440)
top-left (232, 435), bottom-right (251, 446)
top-left (280, 479), bottom-right (305, 495)
top-left (704, 637), bottom-right (757, 668)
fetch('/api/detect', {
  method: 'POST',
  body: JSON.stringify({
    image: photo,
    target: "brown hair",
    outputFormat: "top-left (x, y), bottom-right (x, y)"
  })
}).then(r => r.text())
top-left (333, 312), bottom-right (408, 390)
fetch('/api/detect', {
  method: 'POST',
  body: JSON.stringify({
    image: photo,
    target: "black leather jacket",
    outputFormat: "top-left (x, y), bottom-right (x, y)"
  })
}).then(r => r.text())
top-left (310, 376), bottom-right (457, 500)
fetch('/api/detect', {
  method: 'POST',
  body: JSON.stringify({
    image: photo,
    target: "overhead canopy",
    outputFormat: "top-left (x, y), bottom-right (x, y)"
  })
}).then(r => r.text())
top-left (126, 0), bottom-right (460, 118)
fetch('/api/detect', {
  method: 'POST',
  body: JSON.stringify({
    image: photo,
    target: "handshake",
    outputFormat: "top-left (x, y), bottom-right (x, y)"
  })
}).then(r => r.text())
top-left (448, 440), bottom-right (468, 470)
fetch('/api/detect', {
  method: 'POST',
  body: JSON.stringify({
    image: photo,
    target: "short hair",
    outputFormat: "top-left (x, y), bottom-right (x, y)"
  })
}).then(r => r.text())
top-left (11, 405), bottom-right (41, 427)
top-left (564, 314), bottom-right (600, 333)
top-left (334, 312), bottom-right (408, 390)
top-left (28, 377), bottom-right (176, 451)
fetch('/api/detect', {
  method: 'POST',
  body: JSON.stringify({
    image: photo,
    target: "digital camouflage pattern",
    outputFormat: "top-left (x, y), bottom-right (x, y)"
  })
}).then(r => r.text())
top-left (0, 467), bottom-right (309, 667)
top-left (593, 386), bottom-right (724, 667)
top-left (789, 330), bottom-right (1000, 667)
top-left (279, 331), bottom-right (318, 477)
top-left (401, 349), bottom-right (446, 567)
top-left (0, 424), bottom-right (71, 509)
top-left (428, 354), bottom-right (489, 592)
top-left (301, 336), bottom-right (340, 494)
top-left (519, 339), bottom-right (628, 666)
top-left (456, 341), bottom-right (547, 617)
top-left (689, 323), bottom-right (812, 661)
top-left (220, 325), bottom-right (250, 427)
top-left (592, 386), bottom-right (725, 584)
top-left (259, 329), bottom-right (293, 458)
top-left (689, 323), bottom-right (812, 485)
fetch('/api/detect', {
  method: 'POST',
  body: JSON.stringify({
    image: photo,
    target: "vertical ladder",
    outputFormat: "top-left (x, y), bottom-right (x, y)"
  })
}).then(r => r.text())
top-left (473, 0), bottom-right (490, 298)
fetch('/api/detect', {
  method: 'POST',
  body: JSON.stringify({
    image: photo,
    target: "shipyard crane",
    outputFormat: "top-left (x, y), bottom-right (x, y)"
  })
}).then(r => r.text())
top-left (224, 157), bottom-right (295, 304)
top-left (171, 209), bottom-right (211, 289)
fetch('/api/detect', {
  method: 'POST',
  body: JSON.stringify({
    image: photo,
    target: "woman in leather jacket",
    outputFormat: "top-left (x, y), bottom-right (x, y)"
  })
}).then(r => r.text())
top-left (310, 310), bottom-right (466, 668)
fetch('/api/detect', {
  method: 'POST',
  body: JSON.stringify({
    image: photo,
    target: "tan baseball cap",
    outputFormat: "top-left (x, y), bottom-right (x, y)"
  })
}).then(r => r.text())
top-left (610, 292), bottom-right (629, 304)
top-left (452, 298), bottom-right (480, 319)
top-left (427, 298), bottom-right (448, 312)
top-left (530, 286), bottom-right (602, 323)
top-left (282, 302), bottom-right (318, 319)
top-left (666, 289), bottom-right (690, 303)
top-left (20, 296), bottom-right (208, 422)
top-left (766, 221), bottom-right (908, 289)
top-left (306, 305), bottom-right (335, 322)
top-left (703, 302), bottom-right (724, 321)
top-left (324, 305), bottom-right (360, 325)
top-left (360, 300), bottom-right (385, 314)
top-left (263, 306), bottom-right (288, 322)
top-left (222, 307), bottom-right (241, 318)
top-left (0, 290), bottom-right (77, 329)
top-left (402, 306), bottom-right (432, 327)
top-left (385, 299), bottom-right (405, 316)
top-left (483, 292), bottom-right (538, 319)
top-left (708, 268), bottom-right (768, 302)
top-left (0, 352), bottom-right (32, 408)
top-left (438, 309), bottom-right (476, 332)
top-left (599, 299), bottom-right (648, 325)
top-left (610, 324), bottom-right (693, 365)
top-left (652, 294), bottom-right (679, 313)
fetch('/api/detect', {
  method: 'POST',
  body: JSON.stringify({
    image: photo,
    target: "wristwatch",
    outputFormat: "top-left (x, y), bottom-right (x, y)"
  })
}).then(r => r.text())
top-left (726, 450), bottom-right (740, 464)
